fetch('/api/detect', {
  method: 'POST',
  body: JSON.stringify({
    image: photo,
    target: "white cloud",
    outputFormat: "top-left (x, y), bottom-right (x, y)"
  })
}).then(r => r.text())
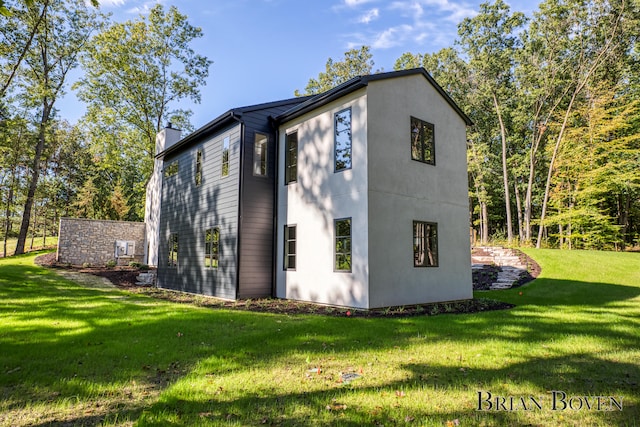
top-left (344, 0), bottom-right (375, 7)
top-left (97, 0), bottom-right (127, 6)
top-left (357, 8), bottom-right (379, 24)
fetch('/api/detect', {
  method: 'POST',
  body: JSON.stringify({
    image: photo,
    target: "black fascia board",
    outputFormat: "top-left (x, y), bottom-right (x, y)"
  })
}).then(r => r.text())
top-left (275, 68), bottom-right (473, 126)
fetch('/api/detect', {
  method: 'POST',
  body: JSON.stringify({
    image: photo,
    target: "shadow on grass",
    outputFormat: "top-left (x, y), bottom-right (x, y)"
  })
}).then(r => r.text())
top-left (1, 255), bottom-right (639, 425)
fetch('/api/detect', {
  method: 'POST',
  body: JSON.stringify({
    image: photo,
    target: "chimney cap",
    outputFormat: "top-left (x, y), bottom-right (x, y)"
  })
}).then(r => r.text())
top-left (167, 122), bottom-right (173, 129)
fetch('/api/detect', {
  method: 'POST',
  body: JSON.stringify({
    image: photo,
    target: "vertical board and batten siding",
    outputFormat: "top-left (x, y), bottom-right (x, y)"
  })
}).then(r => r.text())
top-left (237, 102), bottom-right (304, 298)
top-left (158, 123), bottom-right (241, 299)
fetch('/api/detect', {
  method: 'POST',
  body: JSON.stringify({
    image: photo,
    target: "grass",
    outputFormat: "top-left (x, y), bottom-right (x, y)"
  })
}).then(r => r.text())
top-left (0, 235), bottom-right (58, 257)
top-left (1, 249), bottom-right (639, 426)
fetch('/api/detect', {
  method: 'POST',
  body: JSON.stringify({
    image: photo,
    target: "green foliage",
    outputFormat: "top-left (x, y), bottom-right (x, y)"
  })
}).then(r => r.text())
top-left (75, 4), bottom-right (211, 220)
top-left (295, 46), bottom-right (374, 96)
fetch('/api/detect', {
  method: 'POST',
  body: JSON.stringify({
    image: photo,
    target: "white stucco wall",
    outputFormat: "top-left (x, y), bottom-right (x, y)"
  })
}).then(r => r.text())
top-left (366, 74), bottom-right (472, 307)
top-left (276, 90), bottom-right (370, 308)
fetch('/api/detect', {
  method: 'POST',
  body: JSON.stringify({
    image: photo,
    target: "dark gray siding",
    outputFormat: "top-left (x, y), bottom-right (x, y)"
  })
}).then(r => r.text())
top-left (237, 103), bottom-right (301, 298)
top-left (158, 123), bottom-right (241, 298)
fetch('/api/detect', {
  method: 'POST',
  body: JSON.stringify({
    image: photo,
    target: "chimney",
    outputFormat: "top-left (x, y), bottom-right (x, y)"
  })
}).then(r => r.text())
top-left (155, 122), bottom-right (182, 155)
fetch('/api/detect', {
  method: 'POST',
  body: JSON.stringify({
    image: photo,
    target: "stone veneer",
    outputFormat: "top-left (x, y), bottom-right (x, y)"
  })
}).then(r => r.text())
top-left (57, 218), bottom-right (145, 266)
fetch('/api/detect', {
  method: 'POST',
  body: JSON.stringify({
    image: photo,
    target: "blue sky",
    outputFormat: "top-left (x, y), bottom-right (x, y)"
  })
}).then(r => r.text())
top-left (61, 0), bottom-right (535, 130)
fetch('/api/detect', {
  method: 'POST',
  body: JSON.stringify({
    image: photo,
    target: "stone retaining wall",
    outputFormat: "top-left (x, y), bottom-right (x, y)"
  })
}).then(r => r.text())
top-left (57, 218), bottom-right (145, 266)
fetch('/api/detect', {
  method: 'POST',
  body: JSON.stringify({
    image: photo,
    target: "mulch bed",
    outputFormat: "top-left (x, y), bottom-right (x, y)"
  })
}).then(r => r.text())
top-left (34, 250), bottom-right (541, 318)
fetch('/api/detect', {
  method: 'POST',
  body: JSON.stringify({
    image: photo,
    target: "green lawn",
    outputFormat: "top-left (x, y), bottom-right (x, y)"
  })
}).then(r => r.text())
top-left (0, 236), bottom-right (58, 257)
top-left (1, 249), bottom-right (639, 426)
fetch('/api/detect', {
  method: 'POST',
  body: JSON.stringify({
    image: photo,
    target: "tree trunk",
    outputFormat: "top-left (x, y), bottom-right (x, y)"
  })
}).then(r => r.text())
top-left (481, 201), bottom-right (489, 244)
top-left (3, 180), bottom-right (14, 257)
top-left (15, 107), bottom-right (50, 255)
top-left (514, 180), bottom-right (524, 242)
top-left (493, 92), bottom-right (513, 244)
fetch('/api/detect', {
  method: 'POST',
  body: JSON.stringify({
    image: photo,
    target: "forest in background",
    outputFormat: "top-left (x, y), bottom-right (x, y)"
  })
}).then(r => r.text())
top-left (1, 0), bottom-right (639, 256)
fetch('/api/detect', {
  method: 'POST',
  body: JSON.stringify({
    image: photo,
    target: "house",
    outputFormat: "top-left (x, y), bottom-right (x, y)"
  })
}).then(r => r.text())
top-left (146, 97), bottom-right (310, 299)
top-left (145, 68), bottom-right (472, 308)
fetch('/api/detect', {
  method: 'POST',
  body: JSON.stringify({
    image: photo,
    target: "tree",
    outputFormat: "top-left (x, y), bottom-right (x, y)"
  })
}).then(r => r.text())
top-left (535, 0), bottom-right (634, 248)
top-left (458, 0), bottom-right (527, 245)
top-left (295, 46), bottom-right (375, 96)
top-left (75, 4), bottom-right (211, 219)
top-left (13, 0), bottom-right (102, 255)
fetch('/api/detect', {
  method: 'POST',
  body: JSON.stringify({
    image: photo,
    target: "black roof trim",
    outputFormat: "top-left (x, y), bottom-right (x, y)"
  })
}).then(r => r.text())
top-left (275, 68), bottom-right (472, 126)
top-left (158, 96), bottom-right (313, 158)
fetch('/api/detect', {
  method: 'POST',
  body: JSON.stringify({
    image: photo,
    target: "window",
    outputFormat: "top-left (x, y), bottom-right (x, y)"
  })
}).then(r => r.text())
top-left (204, 227), bottom-right (219, 268)
top-left (195, 150), bottom-right (202, 186)
top-left (114, 240), bottom-right (135, 258)
top-left (413, 221), bottom-right (438, 267)
top-left (164, 161), bottom-right (179, 178)
top-left (285, 131), bottom-right (297, 184)
top-left (284, 225), bottom-right (296, 270)
top-left (411, 117), bottom-right (435, 165)
top-left (334, 218), bottom-right (352, 272)
top-left (168, 233), bottom-right (178, 268)
top-left (222, 136), bottom-right (230, 177)
top-left (254, 133), bottom-right (268, 176)
top-left (334, 108), bottom-right (352, 171)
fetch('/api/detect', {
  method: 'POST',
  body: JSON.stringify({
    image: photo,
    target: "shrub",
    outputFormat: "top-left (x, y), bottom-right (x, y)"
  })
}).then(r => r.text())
top-left (82, 262), bottom-right (92, 268)
top-left (105, 260), bottom-right (116, 268)
top-left (128, 261), bottom-right (142, 268)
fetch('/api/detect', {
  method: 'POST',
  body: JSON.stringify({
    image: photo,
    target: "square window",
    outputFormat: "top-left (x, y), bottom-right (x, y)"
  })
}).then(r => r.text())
top-left (164, 161), bottom-right (179, 178)
top-left (335, 108), bottom-right (352, 171)
top-left (285, 131), bottom-right (297, 184)
top-left (334, 218), bottom-right (352, 272)
top-left (413, 221), bottom-right (438, 267)
top-left (410, 117), bottom-right (435, 165)
top-left (284, 225), bottom-right (296, 270)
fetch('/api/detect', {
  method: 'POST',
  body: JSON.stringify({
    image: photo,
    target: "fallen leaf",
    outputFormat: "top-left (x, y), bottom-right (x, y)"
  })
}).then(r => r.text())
top-left (395, 390), bottom-right (406, 398)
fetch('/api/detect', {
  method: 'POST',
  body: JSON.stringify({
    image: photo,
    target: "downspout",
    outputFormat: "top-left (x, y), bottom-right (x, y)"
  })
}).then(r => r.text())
top-left (269, 115), bottom-right (279, 298)
top-left (232, 112), bottom-right (245, 299)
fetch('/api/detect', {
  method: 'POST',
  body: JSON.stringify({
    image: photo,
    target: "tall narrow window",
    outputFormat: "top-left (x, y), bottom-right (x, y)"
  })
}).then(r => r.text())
top-left (334, 218), bottom-right (352, 272)
top-left (254, 133), bottom-right (268, 176)
top-left (204, 227), bottom-right (219, 268)
top-left (285, 131), bottom-right (297, 184)
top-left (284, 225), bottom-right (296, 270)
top-left (413, 221), bottom-right (438, 267)
top-left (168, 233), bottom-right (178, 268)
top-left (334, 108), bottom-right (352, 171)
top-left (222, 136), bottom-right (230, 177)
top-left (410, 117), bottom-right (435, 165)
top-left (195, 150), bottom-right (202, 186)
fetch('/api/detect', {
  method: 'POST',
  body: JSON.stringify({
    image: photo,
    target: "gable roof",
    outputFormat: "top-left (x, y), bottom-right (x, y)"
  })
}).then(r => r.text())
top-left (158, 96), bottom-right (312, 158)
top-left (275, 67), bottom-right (472, 126)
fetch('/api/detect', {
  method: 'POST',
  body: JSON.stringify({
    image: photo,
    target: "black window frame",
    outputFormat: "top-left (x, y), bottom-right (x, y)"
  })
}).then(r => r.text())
top-left (221, 136), bottom-right (230, 177)
top-left (334, 217), bottom-right (352, 272)
top-left (334, 107), bottom-right (352, 172)
top-left (413, 221), bottom-right (438, 267)
top-left (164, 160), bottom-right (179, 178)
top-left (195, 149), bottom-right (203, 186)
top-left (284, 225), bottom-right (296, 270)
top-left (253, 133), bottom-right (268, 177)
top-left (410, 116), bottom-right (435, 165)
top-left (204, 227), bottom-right (220, 269)
top-left (285, 131), bottom-right (298, 184)
top-left (168, 233), bottom-right (178, 268)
